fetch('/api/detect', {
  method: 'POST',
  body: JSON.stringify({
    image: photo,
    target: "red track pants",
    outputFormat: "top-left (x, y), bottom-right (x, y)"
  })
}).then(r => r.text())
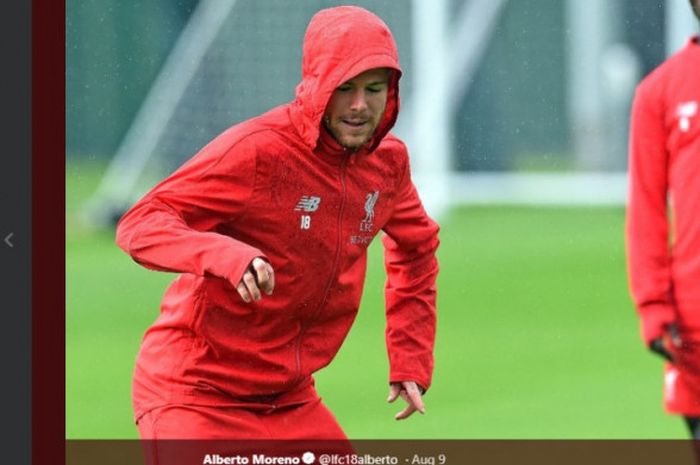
top-left (137, 397), bottom-right (347, 440)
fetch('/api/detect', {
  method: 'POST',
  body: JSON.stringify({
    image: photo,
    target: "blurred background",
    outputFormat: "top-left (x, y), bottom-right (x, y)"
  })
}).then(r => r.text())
top-left (66, 0), bottom-right (698, 439)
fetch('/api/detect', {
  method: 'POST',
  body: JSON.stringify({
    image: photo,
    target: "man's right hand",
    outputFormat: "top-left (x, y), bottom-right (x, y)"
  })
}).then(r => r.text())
top-left (387, 381), bottom-right (426, 420)
top-left (236, 257), bottom-right (275, 303)
top-left (649, 323), bottom-right (682, 363)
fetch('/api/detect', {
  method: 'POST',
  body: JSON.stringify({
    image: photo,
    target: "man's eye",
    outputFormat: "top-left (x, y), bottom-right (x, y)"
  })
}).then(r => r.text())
top-left (337, 85), bottom-right (352, 92)
top-left (367, 86), bottom-right (383, 93)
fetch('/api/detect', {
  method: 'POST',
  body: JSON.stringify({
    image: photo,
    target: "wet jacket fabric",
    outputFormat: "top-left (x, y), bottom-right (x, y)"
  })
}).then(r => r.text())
top-left (116, 6), bottom-right (439, 421)
top-left (627, 36), bottom-right (700, 344)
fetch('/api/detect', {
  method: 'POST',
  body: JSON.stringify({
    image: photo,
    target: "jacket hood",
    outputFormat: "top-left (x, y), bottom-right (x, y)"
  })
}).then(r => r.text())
top-left (290, 6), bottom-right (402, 153)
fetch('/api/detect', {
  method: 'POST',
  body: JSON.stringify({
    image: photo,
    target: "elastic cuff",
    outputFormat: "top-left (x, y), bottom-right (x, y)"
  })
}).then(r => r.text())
top-left (389, 373), bottom-right (430, 393)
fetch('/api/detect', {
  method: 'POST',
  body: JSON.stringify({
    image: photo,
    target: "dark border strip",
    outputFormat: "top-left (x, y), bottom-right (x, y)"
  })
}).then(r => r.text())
top-left (32, 0), bottom-right (65, 463)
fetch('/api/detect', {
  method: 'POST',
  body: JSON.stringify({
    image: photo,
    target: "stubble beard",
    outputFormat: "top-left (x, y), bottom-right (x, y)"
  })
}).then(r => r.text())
top-left (327, 118), bottom-right (376, 151)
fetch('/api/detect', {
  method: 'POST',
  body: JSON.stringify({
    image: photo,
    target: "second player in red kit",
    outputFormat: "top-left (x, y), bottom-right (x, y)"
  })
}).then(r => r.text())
top-left (626, 0), bottom-right (700, 438)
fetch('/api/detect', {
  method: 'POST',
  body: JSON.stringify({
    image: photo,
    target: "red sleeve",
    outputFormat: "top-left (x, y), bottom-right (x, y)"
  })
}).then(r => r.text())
top-left (626, 81), bottom-right (676, 345)
top-left (381, 158), bottom-right (440, 391)
top-left (115, 135), bottom-right (265, 288)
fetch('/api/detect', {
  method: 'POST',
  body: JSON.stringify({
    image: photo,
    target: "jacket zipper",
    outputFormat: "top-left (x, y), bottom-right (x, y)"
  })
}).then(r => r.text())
top-left (292, 155), bottom-right (349, 385)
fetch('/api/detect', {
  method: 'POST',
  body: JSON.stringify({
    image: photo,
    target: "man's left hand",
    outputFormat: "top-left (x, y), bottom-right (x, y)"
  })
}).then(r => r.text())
top-left (649, 323), bottom-right (682, 363)
top-left (387, 381), bottom-right (425, 420)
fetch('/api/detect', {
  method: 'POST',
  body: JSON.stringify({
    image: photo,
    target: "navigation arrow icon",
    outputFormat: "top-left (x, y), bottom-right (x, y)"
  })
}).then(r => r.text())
top-left (4, 233), bottom-right (13, 248)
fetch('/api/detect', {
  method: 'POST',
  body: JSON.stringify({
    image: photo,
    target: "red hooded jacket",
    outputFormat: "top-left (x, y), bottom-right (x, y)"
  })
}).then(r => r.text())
top-left (116, 6), bottom-right (439, 421)
top-left (626, 36), bottom-right (700, 344)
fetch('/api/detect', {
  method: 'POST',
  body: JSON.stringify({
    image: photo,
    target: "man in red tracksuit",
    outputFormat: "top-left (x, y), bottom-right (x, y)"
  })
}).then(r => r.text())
top-left (626, 0), bottom-right (700, 438)
top-left (116, 6), bottom-right (439, 439)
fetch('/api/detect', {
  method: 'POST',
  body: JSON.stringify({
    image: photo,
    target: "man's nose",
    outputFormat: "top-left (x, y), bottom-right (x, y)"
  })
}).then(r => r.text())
top-left (349, 90), bottom-right (368, 111)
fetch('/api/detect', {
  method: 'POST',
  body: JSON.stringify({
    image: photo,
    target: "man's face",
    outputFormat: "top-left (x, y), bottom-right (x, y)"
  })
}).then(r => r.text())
top-left (323, 68), bottom-right (390, 150)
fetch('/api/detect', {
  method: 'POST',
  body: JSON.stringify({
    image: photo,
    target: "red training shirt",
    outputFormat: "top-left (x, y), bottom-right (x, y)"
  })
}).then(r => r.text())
top-left (116, 6), bottom-right (439, 421)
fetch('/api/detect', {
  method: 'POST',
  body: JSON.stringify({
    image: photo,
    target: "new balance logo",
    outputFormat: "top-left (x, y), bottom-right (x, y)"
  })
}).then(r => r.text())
top-left (294, 195), bottom-right (321, 212)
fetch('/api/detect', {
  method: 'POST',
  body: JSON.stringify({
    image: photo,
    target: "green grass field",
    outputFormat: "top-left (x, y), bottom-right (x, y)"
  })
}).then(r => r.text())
top-left (66, 160), bottom-right (686, 439)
